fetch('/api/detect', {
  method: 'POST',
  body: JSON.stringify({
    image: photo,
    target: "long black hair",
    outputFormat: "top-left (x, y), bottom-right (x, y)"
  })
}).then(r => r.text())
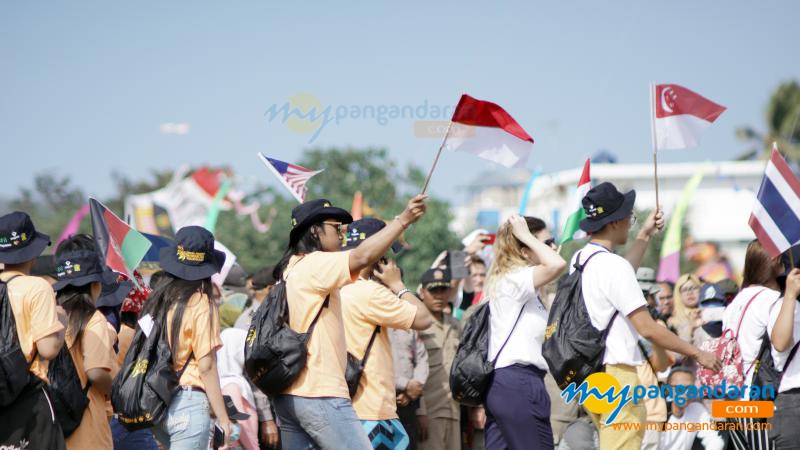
top-left (273, 224), bottom-right (324, 280)
top-left (140, 272), bottom-right (214, 361)
top-left (55, 234), bottom-right (99, 349)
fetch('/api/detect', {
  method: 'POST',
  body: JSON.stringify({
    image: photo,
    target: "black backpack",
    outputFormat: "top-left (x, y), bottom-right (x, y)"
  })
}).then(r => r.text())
top-left (449, 302), bottom-right (524, 407)
top-left (111, 313), bottom-right (190, 431)
top-left (345, 326), bottom-right (381, 398)
top-left (542, 251), bottom-right (618, 390)
top-left (750, 331), bottom-right (800, 397)
top-left (244, 280), bottom-right (328, 397)
top-left (0, 275), bottom-right (32, 408)
top-left (48, 345), bottom-right (91, 437)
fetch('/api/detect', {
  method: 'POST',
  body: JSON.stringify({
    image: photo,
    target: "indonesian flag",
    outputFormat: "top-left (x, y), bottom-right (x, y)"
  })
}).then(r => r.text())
top-left (444, 94), bottom-right (534, 168)
top-left (559, 159), bottom-right (591, 244)
top-left (653, 84), bottom-right (726, 150)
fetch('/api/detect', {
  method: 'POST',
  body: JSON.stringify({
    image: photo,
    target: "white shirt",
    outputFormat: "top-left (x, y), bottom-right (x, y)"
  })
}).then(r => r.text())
top-left (659, 403), bottom-right (724, 450)
top-left (721, 286), bottom-right (781, 388)
top-left (487, 266), bottom-right (548, 370)
top-left (767, 294), bottom-right (800, 393)
top-left (568, 243), bottom-right (646, 366)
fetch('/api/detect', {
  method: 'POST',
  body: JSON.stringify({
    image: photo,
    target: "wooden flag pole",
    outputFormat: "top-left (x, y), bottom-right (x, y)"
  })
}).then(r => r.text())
top-left (650, 82), bottom-right (661, 208)
top-left (421, 120), bottom-right (453, 195)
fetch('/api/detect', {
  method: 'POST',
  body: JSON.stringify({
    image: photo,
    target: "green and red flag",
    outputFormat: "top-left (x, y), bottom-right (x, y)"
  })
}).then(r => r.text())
top-left (90, 198), bottom-right (152, 286)
top-left (560, 159), bottom-right (592, 244)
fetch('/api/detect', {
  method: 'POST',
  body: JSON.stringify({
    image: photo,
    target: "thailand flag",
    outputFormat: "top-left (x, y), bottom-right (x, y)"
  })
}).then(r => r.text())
top-left (444, 94), bottom-right (534, 168)
top-left (748, 144), bottom-right (800, 257)
top-left (257, 153), bottom-right (323, 203)
top-left (653, 84), bottom-right (726, 150)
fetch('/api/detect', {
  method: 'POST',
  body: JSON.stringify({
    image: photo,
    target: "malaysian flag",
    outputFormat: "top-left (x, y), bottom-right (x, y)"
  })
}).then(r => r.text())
top-left (257, 153), bottom-right (323, 203)
top-left (748, 143), bottom-right (800, 257)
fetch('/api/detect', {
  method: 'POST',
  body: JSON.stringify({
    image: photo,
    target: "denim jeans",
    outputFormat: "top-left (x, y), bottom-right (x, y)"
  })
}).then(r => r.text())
top-left (273, 395), bottom-right (372, 450)
top-left (152, 390), bottom-right (213, 450)
top-left (111, 416), bottom-right (160, 450)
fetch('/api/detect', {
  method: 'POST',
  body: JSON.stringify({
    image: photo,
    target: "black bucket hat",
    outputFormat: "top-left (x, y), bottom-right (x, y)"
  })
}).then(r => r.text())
top-left (342, 218), bottom-right (403, 253)
top-left (96, 277), bottom-right (135, 308)
top-left (579, 182), bottom-right (636, 233)
top-left (0, 211), bottom-right (51, 264)
top-left (159, 226), bottom-right (226, 281)
top-left (53, 250), bottom-right (118, 291)
top-left (289, 198), bottom-right (353, 244)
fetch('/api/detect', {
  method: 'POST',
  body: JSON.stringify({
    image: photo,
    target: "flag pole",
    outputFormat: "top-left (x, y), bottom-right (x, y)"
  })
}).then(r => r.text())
top-left (421, 120), bottom-right (453, 195)
top-left (650, 82), bottom-right (661, 208)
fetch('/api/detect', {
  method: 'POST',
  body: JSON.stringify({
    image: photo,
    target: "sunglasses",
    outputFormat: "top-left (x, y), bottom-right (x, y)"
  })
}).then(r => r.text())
top-left (544, 238), bottom-right (556, 248)
top-left (322, 222), bottom-right (344, 236)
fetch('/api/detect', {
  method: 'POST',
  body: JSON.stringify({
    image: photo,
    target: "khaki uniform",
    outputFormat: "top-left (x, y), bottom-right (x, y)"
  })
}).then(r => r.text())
top-left (418, 315), bottom-right (461, 450)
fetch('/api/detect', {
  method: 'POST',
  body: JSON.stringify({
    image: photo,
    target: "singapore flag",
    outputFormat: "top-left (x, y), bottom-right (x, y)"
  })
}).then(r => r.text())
top-left (653, 84), bottom-right (726, 151)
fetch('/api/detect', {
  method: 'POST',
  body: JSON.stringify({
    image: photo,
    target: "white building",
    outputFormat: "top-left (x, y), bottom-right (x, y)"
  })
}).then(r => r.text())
top-left (453, 160), bottom-right (768, 274)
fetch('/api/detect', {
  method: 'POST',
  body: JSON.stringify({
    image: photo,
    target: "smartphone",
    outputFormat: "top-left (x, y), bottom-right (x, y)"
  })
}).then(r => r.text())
top-left (481, 233), bottom-right (497, 245)
top-left (213, 423), bottom-right (225, 449)
top-left (449, 250), bottom-right (469, 279)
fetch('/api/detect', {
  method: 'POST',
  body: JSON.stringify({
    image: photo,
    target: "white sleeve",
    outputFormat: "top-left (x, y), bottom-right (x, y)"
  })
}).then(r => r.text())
top-left (511, 266), bottom-right (536, 300)
top-left (603, 256), bottom-right (647, 316)
top-left (694, 405), bottom-right (725, 450)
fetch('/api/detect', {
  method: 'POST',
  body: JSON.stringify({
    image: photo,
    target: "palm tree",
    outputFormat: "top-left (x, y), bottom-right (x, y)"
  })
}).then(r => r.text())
top-left (736, 80), bottom-right (800, 162)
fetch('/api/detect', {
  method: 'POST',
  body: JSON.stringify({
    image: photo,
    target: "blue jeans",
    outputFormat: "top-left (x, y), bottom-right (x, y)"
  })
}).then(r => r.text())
top-left (152, 390), bottom-right (212, 450)
top-left (273, 395), bottom-right (372, 450)
top-left (111, 417), bottom-right (160, 450)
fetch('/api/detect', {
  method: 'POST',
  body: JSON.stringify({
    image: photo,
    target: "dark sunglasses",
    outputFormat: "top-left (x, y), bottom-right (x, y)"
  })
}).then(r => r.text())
top-left (544, 238), bottom-right (556, 248)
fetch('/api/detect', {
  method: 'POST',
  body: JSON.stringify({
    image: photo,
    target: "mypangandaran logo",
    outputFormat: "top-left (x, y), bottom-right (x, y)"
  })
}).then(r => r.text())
top-left (562, 373), bottom-right (775, 425)
top-left (264, 93), bottom-right (459, 144)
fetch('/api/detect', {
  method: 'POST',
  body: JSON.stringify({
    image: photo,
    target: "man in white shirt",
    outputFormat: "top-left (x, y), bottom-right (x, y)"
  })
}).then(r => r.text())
top-left (571, 182), bottom-right (721, 450)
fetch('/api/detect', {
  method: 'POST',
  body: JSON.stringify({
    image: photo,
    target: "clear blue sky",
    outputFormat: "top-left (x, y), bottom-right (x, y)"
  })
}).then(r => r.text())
top-left (1, 0), bottom-right (796, 204)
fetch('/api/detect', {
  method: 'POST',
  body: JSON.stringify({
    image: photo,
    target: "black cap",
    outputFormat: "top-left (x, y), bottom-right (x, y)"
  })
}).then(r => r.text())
top-left (342, 218), bottom-right (403, 253)
top-left (158, 226), bottom-right (226, 281)
top-left (0, 212), bottom-right (51, 264)
top-left (579, 182), bottom-right (636, 233)
top-left (224, 264), bottom-right (247, 287)
top-left (699, 283), bottom-right (726, 307)
top-left (289, 199), bottom-right (353, 244)
top-left (251, 266), bottom-right (277, 290)
top-left (223, 395), bottom-right (250, 421)
top-left (420, 268), bottom-right (452, 290)
top-left (53, 250), bottom-right (118, 291)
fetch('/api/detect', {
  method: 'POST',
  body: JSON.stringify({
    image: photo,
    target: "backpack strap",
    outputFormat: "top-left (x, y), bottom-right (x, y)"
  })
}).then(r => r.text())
top-left (491, 305), bottom-right (525, 367)
top-left (734, 288), bottom-right (767, 338)
top-left (177, 351), bottom-right (194, 379)
top-left (306, 296), bottom-right (330, 335)
top-left (573, 248), bottom-right (607, 272)
top-left (361, 326), bottom-right (382, 366)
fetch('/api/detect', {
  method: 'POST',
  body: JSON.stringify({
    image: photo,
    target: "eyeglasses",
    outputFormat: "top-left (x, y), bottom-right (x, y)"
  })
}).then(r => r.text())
top-left (680, 285), bottom-right (700, 294)
top-left (322, 222), bottom-right (344, 236)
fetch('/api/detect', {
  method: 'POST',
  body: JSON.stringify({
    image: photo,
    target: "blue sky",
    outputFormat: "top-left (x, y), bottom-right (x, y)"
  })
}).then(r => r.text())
top-left (1, 0), bottom-right (796, 204)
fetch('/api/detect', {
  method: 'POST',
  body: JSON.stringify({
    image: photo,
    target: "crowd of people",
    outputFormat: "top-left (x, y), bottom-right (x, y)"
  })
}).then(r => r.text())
top-left (1, 180), bottom-right (799, 450)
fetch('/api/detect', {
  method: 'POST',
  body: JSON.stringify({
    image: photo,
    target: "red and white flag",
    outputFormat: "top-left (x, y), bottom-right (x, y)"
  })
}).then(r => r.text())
top-left (444, 94), bottom-right (534, 168)
top-left (653, 84), bottom-right (726, 150)
top-left (257, 153), bottom-right (323, 203)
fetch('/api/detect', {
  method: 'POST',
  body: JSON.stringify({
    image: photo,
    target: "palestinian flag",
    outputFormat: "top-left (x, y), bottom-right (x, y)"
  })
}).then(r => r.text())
top-left (560, 159), bottom-right (591, 244)
top-left (90, 198), bottom-right (152, 285)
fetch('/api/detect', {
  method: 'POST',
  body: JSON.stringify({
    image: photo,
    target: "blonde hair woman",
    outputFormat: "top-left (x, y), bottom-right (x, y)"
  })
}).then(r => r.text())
top-left (667, 274), bottom-right (707, 366)
top-left (484, 215), bottom-right (566, 450)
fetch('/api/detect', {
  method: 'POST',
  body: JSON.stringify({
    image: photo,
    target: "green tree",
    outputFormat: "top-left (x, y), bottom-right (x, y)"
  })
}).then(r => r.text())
top-left (737, 80), bottom-right (800, 162)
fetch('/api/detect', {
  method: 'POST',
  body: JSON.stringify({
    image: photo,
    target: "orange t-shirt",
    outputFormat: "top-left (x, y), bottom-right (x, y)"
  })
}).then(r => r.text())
top-left (1, 271), bottom-right (64, 382)
top-left (166, 292), bottom-right (222, 389)
top-left (341, 279), bottom-right (417, 420)
top-left (283, 251), bottom-right (357, 398)
top-left (65, 310), bottom-right (116, 450)
top-left (116, 324), bottom-right (136, 367)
